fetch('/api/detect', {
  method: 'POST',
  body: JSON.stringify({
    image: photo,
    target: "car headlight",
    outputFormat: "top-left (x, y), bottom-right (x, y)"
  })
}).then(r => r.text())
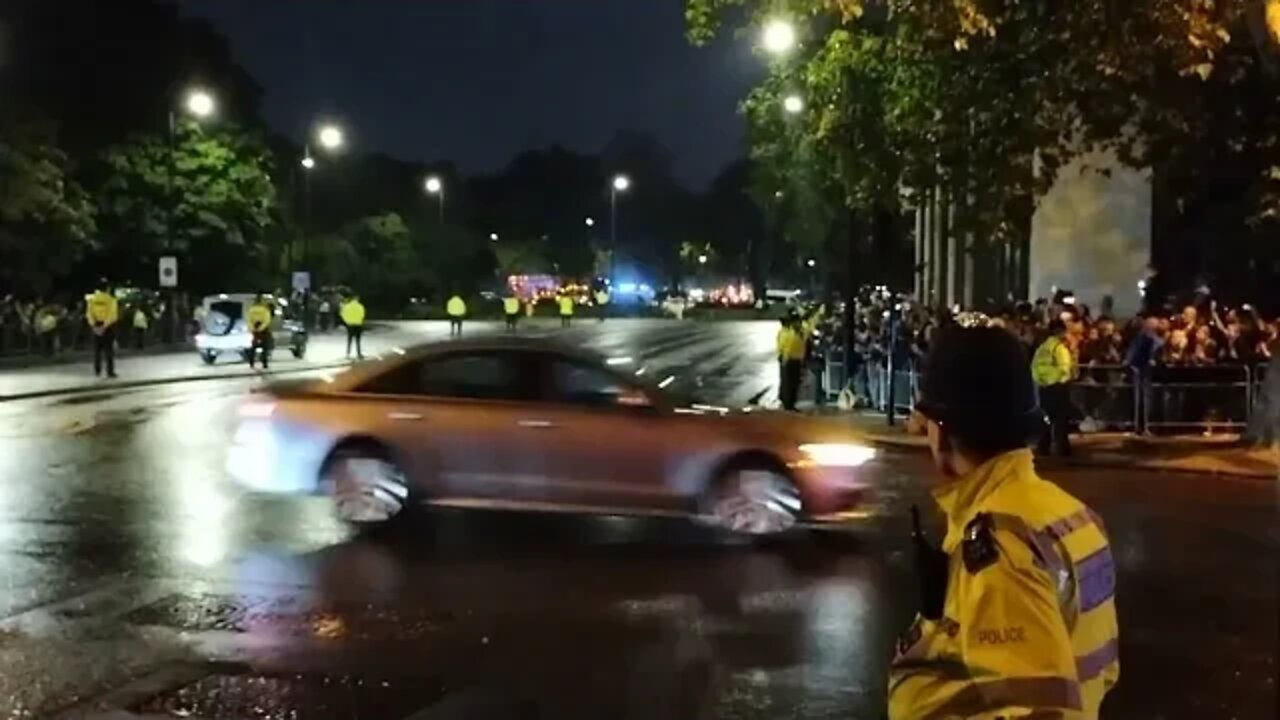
top-left (798, 443), bottom-right (877, 467)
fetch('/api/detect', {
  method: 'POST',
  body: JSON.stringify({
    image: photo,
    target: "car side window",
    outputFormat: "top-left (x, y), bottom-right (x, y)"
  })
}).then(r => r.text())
top-left (359, 352), bottom-right (532, 401)
top-left (548, 359), bottom-right (651, 408)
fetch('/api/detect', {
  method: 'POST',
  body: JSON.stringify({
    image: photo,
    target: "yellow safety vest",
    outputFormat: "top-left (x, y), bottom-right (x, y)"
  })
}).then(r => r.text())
top-left (558, 296), bottom-right (575, 316)
top-left (1032, 336), bottom-right (1074, 387)
top-left (85, 291), bottom-right (118, 327)
top-left (340, 300), bottom-right (366, 327)
top-left (776, 326), bottom-right (806, 361)
top-left (446, 296), bottom-right (467, 317)
top-left (595, 291), bottom-right (609, 306)
top-left (503, 297), bottom-right (521, 315)
top-left (246, 303), bottom-right (272, 332)
top-left (889, 449), bottom-right (1119, 719)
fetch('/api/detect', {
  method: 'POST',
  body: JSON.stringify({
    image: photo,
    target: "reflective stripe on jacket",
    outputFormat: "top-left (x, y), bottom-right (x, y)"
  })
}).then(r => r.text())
top-left (1032, 336), bottom-right (1074, 386)
top-left (86, 291), bottom-right (119, 327)
top-left (889, 449), bottom-right (1119, 719)
top-left (340, 300), bottom-right (366, 327)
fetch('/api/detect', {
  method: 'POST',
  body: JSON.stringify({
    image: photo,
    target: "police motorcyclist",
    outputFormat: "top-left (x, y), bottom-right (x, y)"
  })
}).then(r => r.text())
top-left (246, 293), bottom-right (274, 370)
top-left (85, 279), bottom-right (119, 377)
top-left (889, 324), bottom-right (1119, 718)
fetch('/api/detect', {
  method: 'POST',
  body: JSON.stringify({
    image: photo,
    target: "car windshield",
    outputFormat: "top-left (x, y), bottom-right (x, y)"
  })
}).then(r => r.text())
top-left (4, 1), bottom-right (1276, 718)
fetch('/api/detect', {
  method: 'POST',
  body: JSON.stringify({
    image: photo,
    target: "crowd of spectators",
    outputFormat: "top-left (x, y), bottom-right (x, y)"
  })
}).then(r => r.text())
top-left (0, 293), bottom-right (174, 357)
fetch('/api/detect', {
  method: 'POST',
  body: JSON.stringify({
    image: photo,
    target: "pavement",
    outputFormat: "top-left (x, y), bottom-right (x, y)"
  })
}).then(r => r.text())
top-left (0, 319), bottom-right (1274, 719)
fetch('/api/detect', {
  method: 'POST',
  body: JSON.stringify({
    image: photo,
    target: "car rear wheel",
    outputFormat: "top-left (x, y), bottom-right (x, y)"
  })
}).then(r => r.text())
top-left (321, 443), bottom-right (412, 528)
top-left (200, 351), bottom-right (217, 365)
top-left (702, 458), bottom-right (801, 536)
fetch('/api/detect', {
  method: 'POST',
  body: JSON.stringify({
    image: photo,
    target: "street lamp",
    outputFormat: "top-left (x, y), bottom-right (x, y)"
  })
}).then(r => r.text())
top-left (783, 94), bottom-right (804, 114)
top-left (698, 254), bottom-right (708, 265)
top-left (425, 175), bottom-right (444, 222)
top-left (585, 217), bottom-right (595, 227)
top-left (490, 232), bottom-right (499, 242)
top-left (762, 19), bottom-right (796, 55)
top-left (300, 156), bottom-right (316, 170)
top-left (807, 258), bottom-right (817, 268)
top-left (184, 89), bottom-right (216, 118)
top-left (317, 124), bottom-right (344, 151)
top-left (609, 174), bottom-right (630, 279)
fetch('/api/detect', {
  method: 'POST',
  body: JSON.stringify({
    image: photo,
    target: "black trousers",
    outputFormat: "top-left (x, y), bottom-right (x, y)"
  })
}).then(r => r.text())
top-left (346, 325), bottom-right (363, 357)
top-left (505, 314), bottom-right (518, 331)
top-left (779, 359), bottom-right (803, 411)
top-left (560, 315), bottom-right (572, 328)
top-left (250, 330), bottom-right (272, 369)
top-left (1038, 383), bottom-right (1072, 456)
top-left (93, 327), bottom-right (116, 376)
top-left (449, 318), bottom-right (463, 336)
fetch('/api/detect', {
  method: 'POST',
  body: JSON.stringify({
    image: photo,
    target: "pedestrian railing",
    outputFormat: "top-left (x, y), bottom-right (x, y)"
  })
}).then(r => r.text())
top-left (1144, 364), bottom-right (1253, 433)
top-left (1071, 364), bottom-right (1137, 432)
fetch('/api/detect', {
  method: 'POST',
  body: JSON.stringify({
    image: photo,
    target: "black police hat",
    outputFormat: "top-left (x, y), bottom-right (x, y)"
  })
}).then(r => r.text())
top-left (915, 325), bottom-right (1042, 439)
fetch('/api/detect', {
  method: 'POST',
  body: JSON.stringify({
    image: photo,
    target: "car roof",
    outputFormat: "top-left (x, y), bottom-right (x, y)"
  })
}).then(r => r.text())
top-left (325, 335), bottom-right (612, 392)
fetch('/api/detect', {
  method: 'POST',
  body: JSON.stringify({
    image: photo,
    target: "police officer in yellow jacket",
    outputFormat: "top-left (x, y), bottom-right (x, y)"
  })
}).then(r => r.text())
top-left (446, 294), bottom-right (467, 337)
top-left (557, 292), bottom-right (575, 329)
top-left (340, 294), bottom-right (366, 359)
top-left (775, 312), bottom-right (806, 411)
top-left (246, 294), bottom-right (274, 370)
top-left (502, 293), bottom-right (521, 332)
top-left (1032, 318), bottom-right (1076, 457)
top-left (85, 278), bottom-right (119, 378)
top-left (891, 324), bottom-right (1118, 719)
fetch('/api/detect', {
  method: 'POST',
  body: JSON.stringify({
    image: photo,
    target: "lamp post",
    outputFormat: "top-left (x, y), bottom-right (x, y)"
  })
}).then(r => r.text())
top-left (783, 94), bottom-right (804, 115)
top-left (165, 87), bottom-right (216, 342)
top-left (609, 175), bottom-right (629, 280)
top-left (298, 123), bottom-right (345, 328)
top-left (425, 176), bottom-right (444, 223)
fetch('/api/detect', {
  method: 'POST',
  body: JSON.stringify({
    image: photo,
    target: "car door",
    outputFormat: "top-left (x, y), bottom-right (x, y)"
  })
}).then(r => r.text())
top-left (528, 355), bottom-right (679, 512)
top-left (352, 350), bottom-right (545, 503)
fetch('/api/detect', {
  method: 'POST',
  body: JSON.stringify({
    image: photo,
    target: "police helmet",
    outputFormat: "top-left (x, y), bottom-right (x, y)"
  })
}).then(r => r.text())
top-left (915, 325), bottom-right (1042, 449)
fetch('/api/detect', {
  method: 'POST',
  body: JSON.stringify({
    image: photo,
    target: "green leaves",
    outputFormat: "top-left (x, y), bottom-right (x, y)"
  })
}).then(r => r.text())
top-left (0, 116), bottom-right (96, 296)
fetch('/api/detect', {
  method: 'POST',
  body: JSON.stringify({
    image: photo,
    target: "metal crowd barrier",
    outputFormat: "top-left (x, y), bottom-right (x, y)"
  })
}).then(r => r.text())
top-left (829, 354), bottom-right (1270, 435)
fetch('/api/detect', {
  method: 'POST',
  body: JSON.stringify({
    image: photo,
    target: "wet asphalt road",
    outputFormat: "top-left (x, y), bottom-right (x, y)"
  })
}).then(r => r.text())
top-left (0, 320), bottom-right (1275, 719)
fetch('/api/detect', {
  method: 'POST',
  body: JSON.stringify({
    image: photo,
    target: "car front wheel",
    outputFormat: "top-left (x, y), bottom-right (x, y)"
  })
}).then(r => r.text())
top-left (702, 458), bottom-right (802, 535)
top-left (321, 443), bottom-right (412, 529)
top-left (200, 351), bottom-right (218, 365)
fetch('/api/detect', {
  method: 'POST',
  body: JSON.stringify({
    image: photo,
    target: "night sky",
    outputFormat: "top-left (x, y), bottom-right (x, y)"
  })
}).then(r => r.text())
top-left (184, 0), bottom-right (764, 188)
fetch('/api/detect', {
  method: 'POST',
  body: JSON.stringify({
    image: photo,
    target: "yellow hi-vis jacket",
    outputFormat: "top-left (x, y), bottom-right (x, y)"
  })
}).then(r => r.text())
top-left (1032, 336), bottom-right (1075, 387)
top-left (446, 296), bottom-right (467, 318)
top-left (557, 295), bottom-right (575, 316)
top-left (776, 325), bottom-right (806, 361)
top-left (340, 299), bottom-right (366, 327)
top-left (246, 302), bottom-right (273, 332)
top-left (503, 296), bottom-right (521, 315)
top-left (86, 291), bottom-right (119, 328)
top-left (889, 449), bottom-right (1119, 719)
top-left (594, 290), bottom-right (609, 306)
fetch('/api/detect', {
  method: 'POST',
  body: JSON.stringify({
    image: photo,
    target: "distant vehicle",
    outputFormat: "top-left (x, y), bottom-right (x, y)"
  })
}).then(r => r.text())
top-left (765, 288), bottom-right (802, 305)
top-left (195, 293), bottom-right (307, 365)
top-left (228, 337), bottom-right (878, 535)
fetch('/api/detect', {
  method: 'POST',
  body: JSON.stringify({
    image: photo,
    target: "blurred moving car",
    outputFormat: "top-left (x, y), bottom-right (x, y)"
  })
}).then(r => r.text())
top-left (227, 337), bottom-right (877, 535)
top-left (195, 293), bottom-right (307, 365)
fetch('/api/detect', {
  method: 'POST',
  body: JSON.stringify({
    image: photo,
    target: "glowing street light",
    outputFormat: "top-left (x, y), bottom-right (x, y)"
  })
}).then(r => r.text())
top-left (783, 94), bottom-right (804, 114)
top-left (300, 156), bottom-right (316, 170)
top-left (698, 254), bottom-right (708, 265)
top-left (585, 217), bottom-right (595, 227)
top-left (425, 175), bottom-right (445, 222)
top-left (184, 89), bottom-right (216, 118)
top-left (807, 258), bottom-right (817, 268)
top-left (762, 19), bottom-right (796, 55)
top-left (612, 174), bottom-right (631, 192)
top-left (317, 124), bottom-right (344, 150)
top-left (489, 232), bottom-right (499, 241)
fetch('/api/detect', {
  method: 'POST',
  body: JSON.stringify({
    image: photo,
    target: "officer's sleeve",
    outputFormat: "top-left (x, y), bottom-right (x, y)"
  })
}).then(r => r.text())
top-left (948, 528), bottom-right (1083, 719)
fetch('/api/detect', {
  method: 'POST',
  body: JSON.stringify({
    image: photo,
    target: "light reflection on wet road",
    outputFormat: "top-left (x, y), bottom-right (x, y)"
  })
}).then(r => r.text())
top-left (0, 320), bottom-right (1275, 719)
